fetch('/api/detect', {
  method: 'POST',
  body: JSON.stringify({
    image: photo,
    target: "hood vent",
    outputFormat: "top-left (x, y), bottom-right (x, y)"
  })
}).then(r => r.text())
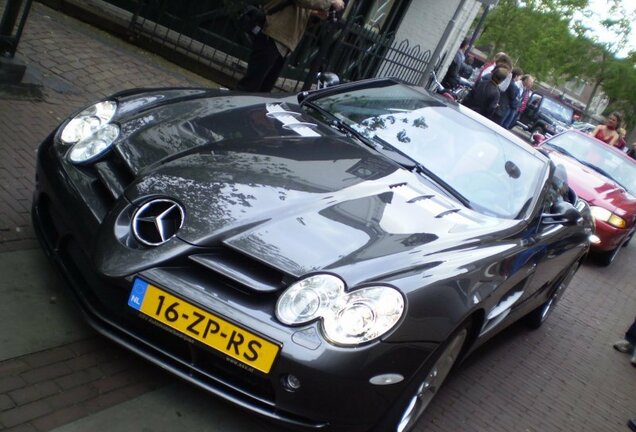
top-left (189, 249), bottom-right (290, 293)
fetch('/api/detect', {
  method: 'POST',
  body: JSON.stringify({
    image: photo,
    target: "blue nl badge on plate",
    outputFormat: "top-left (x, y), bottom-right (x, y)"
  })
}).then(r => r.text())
top-left (128, 279), bottom-right (149, 310)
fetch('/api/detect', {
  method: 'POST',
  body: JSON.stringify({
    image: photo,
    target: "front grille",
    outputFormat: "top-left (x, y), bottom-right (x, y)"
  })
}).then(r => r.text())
top-left (60, 237), bottom-right (277, 406)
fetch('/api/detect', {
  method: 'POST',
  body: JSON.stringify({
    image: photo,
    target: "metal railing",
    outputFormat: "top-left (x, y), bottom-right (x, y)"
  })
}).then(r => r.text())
top-left (123, 0), bottom-right (431, 92)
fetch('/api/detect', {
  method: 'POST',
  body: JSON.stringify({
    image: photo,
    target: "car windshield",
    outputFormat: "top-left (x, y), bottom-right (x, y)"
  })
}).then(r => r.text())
top-left (540, 98), bottom-right (574, 124)
top-left (310, 83), bottom-right (545, 218)
top-left (546, 131), bottom-right (636, 194)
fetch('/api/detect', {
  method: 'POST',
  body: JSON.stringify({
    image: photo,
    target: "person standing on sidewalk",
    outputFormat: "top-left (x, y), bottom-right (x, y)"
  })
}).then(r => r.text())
top-left (237, 0), bottom-right (345, 92)
top-left (613, 316), bottom-right (636, 367)
top-left (462, 66), bottom-right (509, 121)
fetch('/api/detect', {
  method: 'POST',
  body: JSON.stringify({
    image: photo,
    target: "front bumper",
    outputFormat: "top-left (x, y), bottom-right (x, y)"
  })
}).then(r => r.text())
top-left (591, 219), bottom-right (634, 252)
top-left (32, 131), bottom-right (438, 431)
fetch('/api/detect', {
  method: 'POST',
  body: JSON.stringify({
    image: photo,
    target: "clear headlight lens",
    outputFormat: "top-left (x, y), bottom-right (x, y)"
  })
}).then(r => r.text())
top-left (276, 274), bottom-right (405, 346)
top-left (68, 124), bottom-right (120, 164)
top-left (590, 206), bottom-right (626, 229)
top-left (61, 101), bottom-right (117, 144)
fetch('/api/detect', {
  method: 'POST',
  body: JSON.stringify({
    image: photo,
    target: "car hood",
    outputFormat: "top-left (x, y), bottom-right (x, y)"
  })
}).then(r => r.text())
top-left (544, 147), bottom-right (636, 213)
top-left (111, 90), bottom-right (518, 282)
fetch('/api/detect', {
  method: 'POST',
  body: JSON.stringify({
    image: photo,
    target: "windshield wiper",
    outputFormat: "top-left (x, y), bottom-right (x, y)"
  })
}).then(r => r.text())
top-left (545, 143), bottom-right (577, 159)
top-left (302, 100), bottom-right (470, 207)
top-left (301, 100), bottom-right (380, 148)
top-left (370, 135), bottom-right (471, 207)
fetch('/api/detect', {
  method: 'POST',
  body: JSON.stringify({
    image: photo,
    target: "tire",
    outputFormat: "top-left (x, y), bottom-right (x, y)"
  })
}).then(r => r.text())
top-left (526, 260), bottom-right (579, 329)
top-left (593, 247), bottom-right (620, 266)
top-left (373, 324), bottom-right (470, 432)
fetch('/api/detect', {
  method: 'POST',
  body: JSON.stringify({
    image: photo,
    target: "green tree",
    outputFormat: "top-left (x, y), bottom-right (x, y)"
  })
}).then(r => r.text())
top-left (477, 0), bottom-right (636, 127)
top-left (478, 0), bottom-right (590, 82)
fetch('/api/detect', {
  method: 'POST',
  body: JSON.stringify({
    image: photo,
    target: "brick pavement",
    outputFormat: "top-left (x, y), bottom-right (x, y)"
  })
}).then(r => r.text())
top-left (0, 338), bottom-right (168, 432)
top-left (0, 1), bottom-right (214, 253)
top-left (0, 2), bottom-right (635, 432)
top-left (0, 3), bottom-right (217, 430)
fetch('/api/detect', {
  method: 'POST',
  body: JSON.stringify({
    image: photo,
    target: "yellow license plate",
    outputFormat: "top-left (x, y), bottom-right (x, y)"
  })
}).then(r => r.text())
top-left (128, 279), bottom-right (280, 374)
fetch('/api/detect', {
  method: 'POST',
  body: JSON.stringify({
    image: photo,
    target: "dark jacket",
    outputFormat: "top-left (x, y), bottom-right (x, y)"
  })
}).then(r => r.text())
top-left (493, 79), bottom-right (521, 121)
top-left (462, 79), bottom-right (500, 120)
top-left (442, 50), bottom-right (465, 89)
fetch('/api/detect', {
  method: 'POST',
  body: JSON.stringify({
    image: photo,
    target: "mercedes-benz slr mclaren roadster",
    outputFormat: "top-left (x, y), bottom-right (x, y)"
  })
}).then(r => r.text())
top-left (32, 78), bottom-right (593, 432)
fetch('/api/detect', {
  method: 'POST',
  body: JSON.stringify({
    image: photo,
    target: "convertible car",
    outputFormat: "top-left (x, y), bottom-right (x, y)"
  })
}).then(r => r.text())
top-left (534, 129), bottom-right (636, 265)
top-left (32, 78), bottom-right (593, 432)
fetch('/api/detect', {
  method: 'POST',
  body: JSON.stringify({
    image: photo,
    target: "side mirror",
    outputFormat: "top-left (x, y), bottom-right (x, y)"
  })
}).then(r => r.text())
top-left (316, 72), bottom-right (340, 89)
top-left (542, 201), bottom-right (582, 226)
top-left (531, 132), bottom-right (546, 145)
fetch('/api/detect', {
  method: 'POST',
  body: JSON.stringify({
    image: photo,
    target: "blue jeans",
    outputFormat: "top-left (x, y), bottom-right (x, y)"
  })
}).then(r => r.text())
top-left (501, 109), bottom-right (519, 129)
top-left (627, 317), bottom-right (636, 344)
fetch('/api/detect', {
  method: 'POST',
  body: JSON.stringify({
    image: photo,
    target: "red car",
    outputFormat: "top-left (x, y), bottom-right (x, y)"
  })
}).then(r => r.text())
top-left (535, 130), bottom-right (636, 265)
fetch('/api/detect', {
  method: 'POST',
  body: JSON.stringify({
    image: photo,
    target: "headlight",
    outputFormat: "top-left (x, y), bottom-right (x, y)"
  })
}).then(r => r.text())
top-left (60, 100), bottom-right (117, 144)
top-left (590, 206), bottom-right (627, 229)
top-left (276, 274), bottom-right (404, 346)
top-left (68, 124), bottom-right (120, 164)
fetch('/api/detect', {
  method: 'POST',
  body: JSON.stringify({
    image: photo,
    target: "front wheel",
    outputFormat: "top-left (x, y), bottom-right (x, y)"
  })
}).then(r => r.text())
top-left (374, 325), bottom-right (469, 432)
top-left (526, 260), bottom-right (580, 329)
top-left (593, 246), bottom-right (620, 266)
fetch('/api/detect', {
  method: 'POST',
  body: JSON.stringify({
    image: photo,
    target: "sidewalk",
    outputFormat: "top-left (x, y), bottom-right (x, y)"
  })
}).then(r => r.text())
top-left (0, 1), bottom-right (217, 253)
top-left (1, 3), bottom-right (635, 432)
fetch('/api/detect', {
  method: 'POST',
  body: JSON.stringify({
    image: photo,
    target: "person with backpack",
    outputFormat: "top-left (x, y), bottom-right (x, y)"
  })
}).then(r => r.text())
top-left (236, 0), bottom-right (345, 92)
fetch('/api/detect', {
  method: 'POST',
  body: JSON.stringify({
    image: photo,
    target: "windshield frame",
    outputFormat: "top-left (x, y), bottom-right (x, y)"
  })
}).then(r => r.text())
top-left (303, 81), bottom-right (548, 219)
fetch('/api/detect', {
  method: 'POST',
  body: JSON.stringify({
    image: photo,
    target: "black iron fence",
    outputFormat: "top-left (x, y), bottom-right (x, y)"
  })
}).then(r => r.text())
top-left (122, 0), bottom-right (431, 92)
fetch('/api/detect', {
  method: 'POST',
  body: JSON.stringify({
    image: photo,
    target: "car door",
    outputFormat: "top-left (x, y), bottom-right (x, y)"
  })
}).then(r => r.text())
top-left (525, 166), bottom-right (587, 300)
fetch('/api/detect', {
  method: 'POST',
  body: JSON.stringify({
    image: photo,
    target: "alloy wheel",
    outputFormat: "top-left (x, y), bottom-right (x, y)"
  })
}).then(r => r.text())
top-left (396, 328), bottom-right (468, 432)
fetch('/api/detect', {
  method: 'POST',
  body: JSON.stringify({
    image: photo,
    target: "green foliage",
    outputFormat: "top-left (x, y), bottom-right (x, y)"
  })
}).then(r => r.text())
top-left (477, 0), bottom-right (636, 127)
top-left (601, 52), bottom-right (636, 128)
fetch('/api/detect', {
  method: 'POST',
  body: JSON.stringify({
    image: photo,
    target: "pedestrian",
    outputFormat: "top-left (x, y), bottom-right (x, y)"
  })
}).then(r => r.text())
top-left (459, 55), bottom-right (475, 79)
top-left (475, 52), bottom-right (513, 92)
top-left (510, 74), bottom-right (534, 129)
top-left (442, 38), bottom-right (469, 90)
top-left (497, 67), bottom-right (523, 127)
top-left (462, 66), bottom-right (509, 121)
top-left (589, 112), bottom-right (621, 146)
top-left (627, 141), bottom-right (636, 159)
top-left (613, 316), bottom-right (636, 367)
top-left (237, 0), bottom-right (345, 92)
top-left (503, 75), bottom-right (534, 129)
top-left (616, 127), bottom-right (627, 151)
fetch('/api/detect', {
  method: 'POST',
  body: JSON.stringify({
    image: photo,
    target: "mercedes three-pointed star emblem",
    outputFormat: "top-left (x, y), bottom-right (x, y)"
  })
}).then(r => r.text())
top-left (132, 199), bottom-right (185, 246)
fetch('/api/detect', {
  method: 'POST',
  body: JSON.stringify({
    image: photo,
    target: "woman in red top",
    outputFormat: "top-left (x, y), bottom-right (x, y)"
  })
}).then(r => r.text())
top-left (590, 112), bottom-right (621, 146)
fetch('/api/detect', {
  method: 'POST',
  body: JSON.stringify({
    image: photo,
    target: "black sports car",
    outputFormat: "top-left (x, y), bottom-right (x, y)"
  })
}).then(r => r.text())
top-left (32, 78), bottom-right (593, 432)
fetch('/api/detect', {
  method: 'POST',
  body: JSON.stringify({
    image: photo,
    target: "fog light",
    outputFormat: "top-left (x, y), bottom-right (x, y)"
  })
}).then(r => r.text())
top-left (589, 234), bottom-right (601, 245)
top-left (281, 374), bottom-right (301, 392)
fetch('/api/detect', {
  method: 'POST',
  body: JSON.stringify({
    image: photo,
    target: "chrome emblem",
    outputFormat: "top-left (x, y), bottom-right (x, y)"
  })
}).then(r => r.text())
top-left (132, 199), bottom-right (185, 246)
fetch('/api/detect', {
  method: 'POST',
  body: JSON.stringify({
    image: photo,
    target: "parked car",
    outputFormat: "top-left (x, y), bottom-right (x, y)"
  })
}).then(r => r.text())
top-left (32, 78), bottom-right (593, 432)
top-left (534, 129), bottom-right (636, 265)
top-left (571, 121), bottom-right (596, 134)
top-left (517, 93), bottom-right (575, 137)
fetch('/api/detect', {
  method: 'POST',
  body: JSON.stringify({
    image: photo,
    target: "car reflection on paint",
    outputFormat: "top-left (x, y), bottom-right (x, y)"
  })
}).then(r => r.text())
top-left (32, 78), bottom-right (593, 432)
